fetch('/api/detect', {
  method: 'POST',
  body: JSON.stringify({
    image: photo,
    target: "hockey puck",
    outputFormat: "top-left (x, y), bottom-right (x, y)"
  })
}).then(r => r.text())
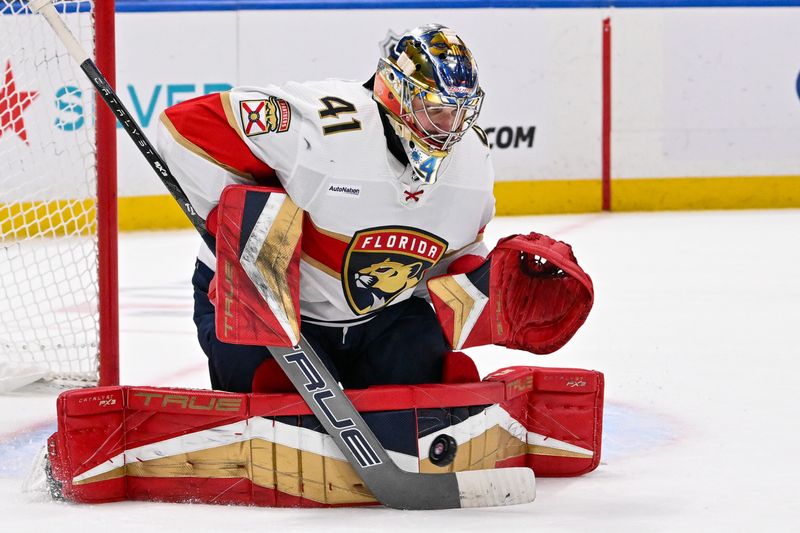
top-left (428, 434), bottom-right (457, 467)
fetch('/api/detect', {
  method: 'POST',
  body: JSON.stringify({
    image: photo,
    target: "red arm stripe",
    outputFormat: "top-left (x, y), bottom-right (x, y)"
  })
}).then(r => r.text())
top-left (161, 93), bottom-right (278, 185)
top-left (301, 217), bottom-right (350, 280)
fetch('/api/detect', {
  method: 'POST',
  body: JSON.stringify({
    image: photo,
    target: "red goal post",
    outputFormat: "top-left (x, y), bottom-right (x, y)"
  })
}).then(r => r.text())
top-left (0, 0), bottom-right (118, 389)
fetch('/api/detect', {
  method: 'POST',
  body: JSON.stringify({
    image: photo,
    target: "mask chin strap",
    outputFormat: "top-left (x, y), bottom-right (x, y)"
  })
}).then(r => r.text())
top-left (389, 116), bottom-right (412, 142)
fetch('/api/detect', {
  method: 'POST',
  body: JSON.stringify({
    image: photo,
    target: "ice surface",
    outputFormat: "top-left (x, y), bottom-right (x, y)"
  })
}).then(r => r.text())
top-left (2, 210), bottom-right (798, 532)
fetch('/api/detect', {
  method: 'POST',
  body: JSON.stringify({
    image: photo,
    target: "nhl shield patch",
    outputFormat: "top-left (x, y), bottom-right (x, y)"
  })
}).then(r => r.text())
top-left (239, 97), bottom-right (291, 137)
top-left (342, 226), bottom-right (448, 315)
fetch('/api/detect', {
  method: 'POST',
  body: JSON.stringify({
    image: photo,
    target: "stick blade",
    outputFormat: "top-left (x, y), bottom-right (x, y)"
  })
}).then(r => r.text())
top-left (456, 467), bottom-right (536, 508)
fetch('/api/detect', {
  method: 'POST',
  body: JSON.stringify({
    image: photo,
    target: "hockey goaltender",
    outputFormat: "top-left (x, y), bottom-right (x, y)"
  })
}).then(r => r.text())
top-left (40, 24), bottom-right (603, 509)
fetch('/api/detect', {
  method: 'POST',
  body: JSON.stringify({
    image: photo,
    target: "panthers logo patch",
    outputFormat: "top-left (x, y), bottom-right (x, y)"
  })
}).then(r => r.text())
top-left (342, 227), bottom-right (448, 315)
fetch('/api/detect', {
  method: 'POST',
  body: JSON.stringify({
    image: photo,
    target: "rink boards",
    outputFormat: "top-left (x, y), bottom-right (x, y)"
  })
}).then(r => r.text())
top-left (2, 1), bottom-right (799, 230)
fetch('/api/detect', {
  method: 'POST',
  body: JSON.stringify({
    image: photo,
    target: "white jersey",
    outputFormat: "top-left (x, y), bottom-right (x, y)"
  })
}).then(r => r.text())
top-left (157, 78), bottom-right (495, 325)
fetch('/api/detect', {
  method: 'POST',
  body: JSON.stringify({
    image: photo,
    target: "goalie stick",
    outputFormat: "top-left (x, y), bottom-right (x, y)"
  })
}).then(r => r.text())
top-left (29, 0), bottom-right (535, 509)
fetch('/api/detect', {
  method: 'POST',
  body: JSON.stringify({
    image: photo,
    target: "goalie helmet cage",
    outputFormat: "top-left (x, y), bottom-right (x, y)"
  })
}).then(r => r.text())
top-left (0, 0), bottom-right (118, 387)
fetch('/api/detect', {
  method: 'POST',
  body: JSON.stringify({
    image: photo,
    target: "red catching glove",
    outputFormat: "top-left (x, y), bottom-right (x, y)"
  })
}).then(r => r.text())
top-left (427, 232), bottom-right (594, 354)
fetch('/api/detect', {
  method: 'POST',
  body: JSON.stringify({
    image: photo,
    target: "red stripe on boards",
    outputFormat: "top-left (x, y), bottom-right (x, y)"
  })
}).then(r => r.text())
top-left (602, 17), bottom-right (612, 212)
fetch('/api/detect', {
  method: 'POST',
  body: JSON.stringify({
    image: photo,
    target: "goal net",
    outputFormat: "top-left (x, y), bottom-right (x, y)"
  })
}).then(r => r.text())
top-left (0, 0), bottom-right (117, 389)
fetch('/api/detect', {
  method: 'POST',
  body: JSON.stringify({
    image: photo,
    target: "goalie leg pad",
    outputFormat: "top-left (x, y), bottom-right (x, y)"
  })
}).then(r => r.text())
top-left (47, 369), bottom-right (602, 507)
top-left (487, 366), bottom-right (604, 476)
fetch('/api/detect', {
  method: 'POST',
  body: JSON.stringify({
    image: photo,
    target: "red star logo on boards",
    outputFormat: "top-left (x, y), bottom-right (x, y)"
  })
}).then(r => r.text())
top-left (0, 60), bottom-right (39, 145)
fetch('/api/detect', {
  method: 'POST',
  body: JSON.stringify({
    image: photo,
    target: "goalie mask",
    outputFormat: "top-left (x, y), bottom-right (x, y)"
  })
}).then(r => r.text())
top-left (373, 24), bottom-right (484, 184)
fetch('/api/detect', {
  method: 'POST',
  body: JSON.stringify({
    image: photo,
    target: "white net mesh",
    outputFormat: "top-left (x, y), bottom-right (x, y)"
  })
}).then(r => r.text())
top-left (0, 0), bottom-right (100, 385)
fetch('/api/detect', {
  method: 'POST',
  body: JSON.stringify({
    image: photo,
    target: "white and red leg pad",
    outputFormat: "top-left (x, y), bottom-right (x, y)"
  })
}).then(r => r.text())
top-left (47, 367), bottom-right (602, 507)
top-left (484, 366), bottom-right (604, 476)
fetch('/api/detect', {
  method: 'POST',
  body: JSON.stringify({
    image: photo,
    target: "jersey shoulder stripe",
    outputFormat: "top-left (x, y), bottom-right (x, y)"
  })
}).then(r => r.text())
top-left (160, 93), bottom-right (278, 185)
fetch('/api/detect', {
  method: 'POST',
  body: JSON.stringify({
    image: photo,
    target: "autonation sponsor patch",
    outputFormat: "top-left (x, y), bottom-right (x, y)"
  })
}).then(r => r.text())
top-left (327, 184), bottom-right (361, 198)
